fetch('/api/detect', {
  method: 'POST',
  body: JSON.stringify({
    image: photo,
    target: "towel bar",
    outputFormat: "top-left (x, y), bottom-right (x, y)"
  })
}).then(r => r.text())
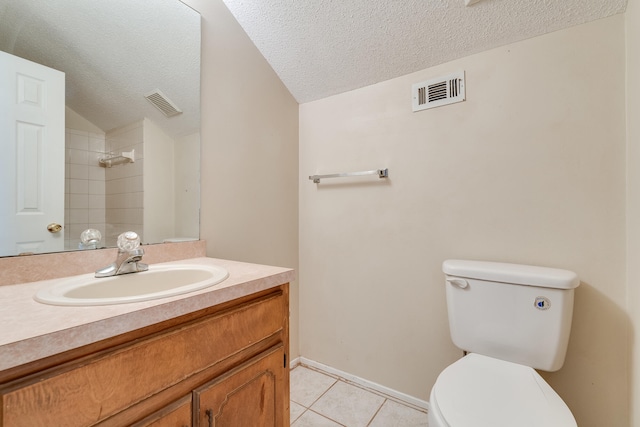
top-left (309, 168), bottom-right (388, 183)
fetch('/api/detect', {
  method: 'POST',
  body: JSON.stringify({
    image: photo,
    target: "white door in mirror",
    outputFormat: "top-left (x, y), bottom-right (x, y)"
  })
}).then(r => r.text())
top-left (0, 51), bottom-right (65, 256)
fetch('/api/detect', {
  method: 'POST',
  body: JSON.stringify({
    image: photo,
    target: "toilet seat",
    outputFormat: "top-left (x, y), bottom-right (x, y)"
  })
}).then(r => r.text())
top-left (432, 353), bottom-right (576, 427)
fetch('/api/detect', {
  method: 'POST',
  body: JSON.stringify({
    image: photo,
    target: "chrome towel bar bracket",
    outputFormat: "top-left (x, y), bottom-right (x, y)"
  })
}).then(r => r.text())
top-left (309, 168), bottom-right (389, 184)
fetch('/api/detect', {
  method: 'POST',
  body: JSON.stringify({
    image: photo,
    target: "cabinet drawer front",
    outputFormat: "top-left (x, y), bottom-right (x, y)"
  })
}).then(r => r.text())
top-left (131, 395), bottom-right (192, 427)
top-left (1, 293), bottom-right (284, 427)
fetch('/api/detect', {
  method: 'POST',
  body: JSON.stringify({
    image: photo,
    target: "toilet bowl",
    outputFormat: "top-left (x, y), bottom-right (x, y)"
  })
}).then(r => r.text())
top-left (428, 353), bottom-right (576, 427)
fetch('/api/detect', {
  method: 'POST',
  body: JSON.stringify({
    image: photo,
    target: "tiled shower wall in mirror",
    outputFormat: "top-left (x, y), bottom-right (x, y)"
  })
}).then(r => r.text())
top-left (64, 129), bottom-right (107, 250)
top-left (64, 125), bottom-right (144, 250)
top-left (104, 121), bottom-right (144, 248)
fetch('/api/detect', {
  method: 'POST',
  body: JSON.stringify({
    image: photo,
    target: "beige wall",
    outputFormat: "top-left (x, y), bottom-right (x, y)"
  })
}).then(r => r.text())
top-left (174, 132), bottom-right (200, 239)
top-left (65, 106), bottom-right (103, 134)
top-left (182, 0), bottom-right (300, 356)
top-left (300, 15), bottom-right (627, 426)
top-left (143, 118), bottom-right (176, 243)
top-left (627, 0), bottom-right (640, 424)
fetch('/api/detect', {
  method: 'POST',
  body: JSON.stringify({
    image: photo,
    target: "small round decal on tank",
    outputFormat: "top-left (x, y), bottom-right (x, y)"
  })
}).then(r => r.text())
top-left (534, 296), bottom-right (551, 310)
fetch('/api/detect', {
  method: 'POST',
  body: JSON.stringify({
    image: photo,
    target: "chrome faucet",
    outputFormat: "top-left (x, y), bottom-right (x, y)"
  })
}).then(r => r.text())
top-left (95, 232), bottom-right (148, 277)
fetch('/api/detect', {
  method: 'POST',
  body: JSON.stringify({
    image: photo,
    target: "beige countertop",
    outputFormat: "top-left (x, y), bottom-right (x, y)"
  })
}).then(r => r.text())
top-left (0, 257), bottom-right (294, 371)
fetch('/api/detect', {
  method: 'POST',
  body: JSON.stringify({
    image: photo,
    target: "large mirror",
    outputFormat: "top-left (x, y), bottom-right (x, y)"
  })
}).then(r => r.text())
top-left (0, 0), bottom-right (201, 257)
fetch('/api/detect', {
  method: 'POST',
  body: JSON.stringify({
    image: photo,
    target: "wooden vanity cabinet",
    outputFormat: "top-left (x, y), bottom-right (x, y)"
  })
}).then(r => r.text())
top-left (0, 284), bottom-right (290, 427)
top-left (131, 395), bottom-right (193, 427)
top-left (194, 345), bottom-right (286, 426)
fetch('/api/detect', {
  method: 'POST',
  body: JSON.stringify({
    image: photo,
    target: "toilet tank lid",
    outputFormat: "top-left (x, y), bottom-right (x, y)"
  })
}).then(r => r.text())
top-left (443, 260), bottom-right (579, 289)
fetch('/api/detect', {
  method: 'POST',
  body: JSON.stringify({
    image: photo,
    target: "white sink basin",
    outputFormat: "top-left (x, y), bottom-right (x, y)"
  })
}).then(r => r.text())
top-left (34, 264), bottom-right (229, 306)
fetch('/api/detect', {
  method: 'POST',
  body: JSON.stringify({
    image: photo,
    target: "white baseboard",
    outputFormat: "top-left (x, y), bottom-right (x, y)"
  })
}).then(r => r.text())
top-left (289, 356), bottom-right (429, 412)
top-left (290, 356), bottom-right (302, 369)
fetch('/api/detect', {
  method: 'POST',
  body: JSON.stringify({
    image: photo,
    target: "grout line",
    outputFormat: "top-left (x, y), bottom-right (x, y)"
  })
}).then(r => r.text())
top-left (291, 396), bottom-right (348, 426)
top-left (297, 362), bottom-right (428, 414)
top-left (307, 408), bottom-right (348, 426)
top-left (295, 358), bottom-right (429, 413)
top-left (290, 402), bottom-right (305, 425)
top-left (366, 398), bottom-right (388, 427)
top-left (289, 365), bottom-right (339, 418)
top-left (291, 367), bottom-right (413, 427)
top-left (289, 367), bottom-right (339, 410)
top-left (306, 378), bottom-right (339, 410)
top-left (290, 364), bottom-right (429, 426)
top-left (289, 366), bottom-right (364, 426)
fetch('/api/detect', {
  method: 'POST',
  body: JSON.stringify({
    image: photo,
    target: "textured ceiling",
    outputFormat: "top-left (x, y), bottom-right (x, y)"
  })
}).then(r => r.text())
top-left (0, 0), bottom-right (200, 138)
top-left (221, 0), bottom-right (628, 103)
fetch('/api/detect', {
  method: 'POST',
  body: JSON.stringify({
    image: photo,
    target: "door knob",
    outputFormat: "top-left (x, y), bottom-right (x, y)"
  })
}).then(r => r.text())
top-left (47, 223), bottom-right (62, 233)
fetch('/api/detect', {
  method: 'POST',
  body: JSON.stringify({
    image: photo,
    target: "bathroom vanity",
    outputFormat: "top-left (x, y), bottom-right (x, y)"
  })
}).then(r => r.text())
top-left (0, 257), bottom-right (293, 426)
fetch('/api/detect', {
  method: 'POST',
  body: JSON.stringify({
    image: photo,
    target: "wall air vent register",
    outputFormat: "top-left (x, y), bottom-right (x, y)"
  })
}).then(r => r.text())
top-left (412, 71), bottom-right (466, 112)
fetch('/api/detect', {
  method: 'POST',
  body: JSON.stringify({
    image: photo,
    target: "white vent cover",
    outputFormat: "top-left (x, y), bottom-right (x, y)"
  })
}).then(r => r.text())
top-left (145, 89), bottom-right (183, 117)
top-left (412, 71), bottom-right (465, 112)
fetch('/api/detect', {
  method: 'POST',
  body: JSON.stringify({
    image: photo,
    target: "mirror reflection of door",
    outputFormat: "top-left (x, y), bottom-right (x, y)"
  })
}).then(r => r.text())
top-left (0, 50), bottom-right (65, 255)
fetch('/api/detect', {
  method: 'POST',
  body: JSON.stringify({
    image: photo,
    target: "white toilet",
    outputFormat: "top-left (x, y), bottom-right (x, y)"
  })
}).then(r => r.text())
top-left (429, 259), bottom-right (580, 427)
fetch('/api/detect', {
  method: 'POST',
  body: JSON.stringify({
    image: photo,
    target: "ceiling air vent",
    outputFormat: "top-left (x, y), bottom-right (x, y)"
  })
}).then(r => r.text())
top-left (412, 71), bottom-right (465, 112)
top-left (145, 89), bottom-right (183, 117)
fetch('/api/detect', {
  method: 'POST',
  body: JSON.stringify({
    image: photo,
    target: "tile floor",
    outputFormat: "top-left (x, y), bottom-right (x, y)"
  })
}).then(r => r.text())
top-left (290, 365), bottom-right (429, 426)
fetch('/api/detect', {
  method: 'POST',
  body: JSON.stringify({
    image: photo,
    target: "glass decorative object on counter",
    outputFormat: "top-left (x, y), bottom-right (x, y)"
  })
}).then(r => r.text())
top-left (79, 229), bottom-right (102, 250)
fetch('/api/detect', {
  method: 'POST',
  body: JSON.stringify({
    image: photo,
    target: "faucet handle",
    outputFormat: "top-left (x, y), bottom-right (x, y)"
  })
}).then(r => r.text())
top-left (117, 231), bottom-right (141, 252)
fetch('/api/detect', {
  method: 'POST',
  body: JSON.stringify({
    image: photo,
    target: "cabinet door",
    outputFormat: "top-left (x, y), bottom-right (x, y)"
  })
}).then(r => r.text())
top-left (194, 345), bottom-right (287, 427)
top-left (131, 395), bottom-right (192, 427)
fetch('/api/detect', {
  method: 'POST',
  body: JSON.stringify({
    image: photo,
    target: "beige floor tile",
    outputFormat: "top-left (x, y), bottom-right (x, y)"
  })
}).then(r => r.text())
top-left (290, 366), bottom-right (338, 407)
top-left (368, 400), bottom-right (429, 427)
top-left (291, 401), bottom-right (306, 424)
top-left (292, 410), bottom-right (344, 427)
top-left (311, 381), bottom-right (385, 427)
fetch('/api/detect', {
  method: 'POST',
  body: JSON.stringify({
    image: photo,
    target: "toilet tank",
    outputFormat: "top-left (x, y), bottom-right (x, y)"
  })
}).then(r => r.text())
top-left (443, 260), bottom-right (580, 371)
